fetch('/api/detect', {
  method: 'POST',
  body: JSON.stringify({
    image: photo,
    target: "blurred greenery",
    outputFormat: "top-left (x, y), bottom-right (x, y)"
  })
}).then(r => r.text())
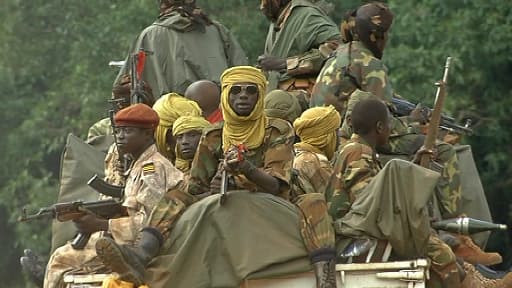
top-left (1, 0), bottom-right (510, 286)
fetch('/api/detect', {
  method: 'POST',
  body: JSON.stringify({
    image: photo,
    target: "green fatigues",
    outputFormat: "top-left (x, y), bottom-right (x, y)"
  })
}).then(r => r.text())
top-left (146, 118), bottom-right (295, 242)
top-left (312, 41), bottom-right (461, 218)
top-left (116, 12), bottom-right (248, 96)
top-left (327, 134), bottom-right (455, 281)
top-left (87, 117), bottom-right (112, 141)
top-left (264, 0), bottom-right (341, 94)
top-left (292, 148), bottom-right (335, 252)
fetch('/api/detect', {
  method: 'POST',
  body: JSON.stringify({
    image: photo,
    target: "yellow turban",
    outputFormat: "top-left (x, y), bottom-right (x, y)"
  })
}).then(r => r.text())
top-left (152, 93), bottom-right (202, 161)
top-left (293, 105), bottom-right (341, 160)
top-left (172, 115), bottom-right (211, 172)
top-left (220, 66), bottom-right (267, 152)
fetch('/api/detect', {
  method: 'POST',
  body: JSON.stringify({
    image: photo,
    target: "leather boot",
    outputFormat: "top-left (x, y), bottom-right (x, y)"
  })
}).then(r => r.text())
top-left (96, 228), bottom-right (162, 286)
top-left (19, 249), bottom-right (45, 288)
top-left (462, 262), bottom-right (512, 288)
top-left (310, 248), bottom-right (337, 288)
top-left (454, 234), bottom-right (502, 266)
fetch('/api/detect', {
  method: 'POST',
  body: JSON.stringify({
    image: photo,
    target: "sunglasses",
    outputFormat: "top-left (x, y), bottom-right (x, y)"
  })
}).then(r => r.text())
top-left (229, 84), bottom-right (258, 96)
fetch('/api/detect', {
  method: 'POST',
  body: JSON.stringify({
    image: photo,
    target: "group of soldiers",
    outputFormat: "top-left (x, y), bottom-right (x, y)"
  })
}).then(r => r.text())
top-left (19, 0), bottom-right (512, 288)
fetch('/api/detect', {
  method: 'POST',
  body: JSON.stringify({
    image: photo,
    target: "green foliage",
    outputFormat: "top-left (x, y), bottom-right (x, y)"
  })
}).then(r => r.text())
top-left (0, 0), bottom-right (511, 286)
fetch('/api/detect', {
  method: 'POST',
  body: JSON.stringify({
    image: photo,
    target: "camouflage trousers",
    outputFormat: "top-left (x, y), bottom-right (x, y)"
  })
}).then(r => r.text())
top-left (294, 193), bottom-right (336, 253)
top-left (379, 134), bottom-right (462, 219)
top-left (427, 234), bottom-right (460, 287)
top-left (44, 234), bottom-right (106, 288)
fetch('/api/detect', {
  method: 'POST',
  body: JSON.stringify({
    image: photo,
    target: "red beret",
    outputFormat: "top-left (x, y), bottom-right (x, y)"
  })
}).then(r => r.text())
top-left (114, 103), bottom-right (160, 128)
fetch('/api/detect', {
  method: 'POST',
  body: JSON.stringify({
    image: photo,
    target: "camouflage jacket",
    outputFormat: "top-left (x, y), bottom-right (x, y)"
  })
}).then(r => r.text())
top-left (291, 148), bottom-right (333, 203)
top-left (264, 0), bottom-right (341, 91)
top-left (104, 143), bottom-right (127, 187)
top-left (109, 144), bottom-right (183, 244)
top-left (187, 118), bottom-right (295, 200)
top-left (326, 134), bottom-right (381, 220)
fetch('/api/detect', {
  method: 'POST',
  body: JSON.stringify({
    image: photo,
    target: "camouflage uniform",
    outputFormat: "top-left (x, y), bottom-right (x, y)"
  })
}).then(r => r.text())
top-left (263, 0), bottom-right (341, 95)
top-left (87, 117), bottom-right (113, 141)
top-left (327, 134), bottom-right (455, 282)
top-left (292, 148), bottom-right (335, 252)
top-left (312, 41), bottom-right (461, 218)
top-left (146, 118), bottom-right (295, 242)
top-left (104, 144), bottom-right (127, 187)
top-left (44, 144), bottom-right (182, 288)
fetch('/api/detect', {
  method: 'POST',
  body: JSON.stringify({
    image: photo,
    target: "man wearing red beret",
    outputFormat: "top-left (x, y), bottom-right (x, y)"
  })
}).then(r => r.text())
top-left (43, 104), bottom-right (184, 288)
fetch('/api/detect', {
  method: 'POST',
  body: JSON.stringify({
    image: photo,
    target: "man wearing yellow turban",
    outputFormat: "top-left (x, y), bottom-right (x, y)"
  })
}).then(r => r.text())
top-left (291, 105), bottom-right (341, 287)
top-left (172, 115), bottom-right (211, 173)
top-left (152, 93), bottom-right (202, 163)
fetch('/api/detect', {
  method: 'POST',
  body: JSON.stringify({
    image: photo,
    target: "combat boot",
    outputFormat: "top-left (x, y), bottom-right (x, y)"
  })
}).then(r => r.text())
top-left (96, 228), bottom-right (162, 286)
top-left (310, 248), bottom-right (337, 288)
top-left (20, 249), bottom-right (45, 288)
top-left (454, 234), bottom-right (502, 266)
top-left (462, 262), bottom-right (512, 288)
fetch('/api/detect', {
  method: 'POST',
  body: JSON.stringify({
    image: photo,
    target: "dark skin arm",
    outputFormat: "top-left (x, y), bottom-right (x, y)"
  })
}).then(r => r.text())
top-left (223, 149), bottom-right (281, 195)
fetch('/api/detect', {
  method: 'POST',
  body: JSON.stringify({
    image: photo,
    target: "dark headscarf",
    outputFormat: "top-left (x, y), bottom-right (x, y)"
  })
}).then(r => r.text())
top-left (340, 2), bottom-right (393, 59)
top-left (159, 0), bottom-right (212, 28)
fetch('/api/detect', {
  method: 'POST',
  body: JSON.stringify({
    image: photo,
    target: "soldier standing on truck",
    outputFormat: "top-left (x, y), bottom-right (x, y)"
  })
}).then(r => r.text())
top-left (43, 104), bottom-right (183, 288)
top-left (257, 0), bottom-right (341, 99)
top-left (114, 0), bottom-right (248, 97)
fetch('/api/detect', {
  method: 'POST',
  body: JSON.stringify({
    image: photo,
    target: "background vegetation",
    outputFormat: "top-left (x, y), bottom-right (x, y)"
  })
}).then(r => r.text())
top-left (1, 0), bottom-right (510, 286)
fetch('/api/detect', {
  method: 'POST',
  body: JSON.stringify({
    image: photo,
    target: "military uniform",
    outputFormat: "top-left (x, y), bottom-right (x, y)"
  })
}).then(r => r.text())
top-left (312, 41), bottom-right (461, 218)
top-left (148, 118), bottom-right (295, 241)
top-left (44, 144), bottom-right (182, 288)
top-left (327, 134), bottom-right (456, 283)
top-left (87, 117), bottom-right (113, 141)
top-left (263, 0), bottom-right (341, 95)
top-left (116, 11), bottom-right (247, 97)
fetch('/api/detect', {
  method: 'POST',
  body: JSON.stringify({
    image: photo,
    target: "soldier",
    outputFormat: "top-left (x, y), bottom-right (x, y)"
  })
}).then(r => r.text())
top-left (43, 104), bottom-right (183, 288)
top-left (291, 105), bottom-right (342, 287)
top-left (258, 0), bottom-right (341, 97)
top-left (87, 74), bottom-right (155, 141)
top-left (152, 93), bottom-right (202, 163)
top-left (264, 89), bottom-right (304, 125)
top-left (115, 0), bottom-right (247, 97)
top-left (184, 80), bottom-right (223, 123)
top-left (328, 99), bottom-right (512, 288)
top-left (171, 115), bottom-right (211, 173)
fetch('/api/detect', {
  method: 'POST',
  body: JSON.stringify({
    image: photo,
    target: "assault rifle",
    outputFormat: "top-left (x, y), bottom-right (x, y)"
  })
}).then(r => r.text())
top-left (392, 97), bottom-right (473, 135)
top-left (87, 174), bottom-right (124, 199)
top-left (19, 199), bottom-right (124, 250)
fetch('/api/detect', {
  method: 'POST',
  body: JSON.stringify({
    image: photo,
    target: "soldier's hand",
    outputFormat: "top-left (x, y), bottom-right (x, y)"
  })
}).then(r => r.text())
top-left (256, 55), bottom-right (287, 71)
top-left (412, 146), bottom-right (436, 164)
top-left (408, 104), bottom-right (429, 124)
top-left (73, 214), bottom-right (108, 234)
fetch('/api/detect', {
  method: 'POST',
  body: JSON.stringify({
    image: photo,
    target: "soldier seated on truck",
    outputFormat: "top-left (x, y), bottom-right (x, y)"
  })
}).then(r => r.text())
top-left (327, 98), bottom-right (512, 288)
top-left (43, 104), bottom-right (183, 288)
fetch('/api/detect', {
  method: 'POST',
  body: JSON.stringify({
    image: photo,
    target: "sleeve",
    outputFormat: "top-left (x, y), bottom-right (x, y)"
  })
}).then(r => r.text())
top-left (359, 57), bottom-right (394, 103)
top-left (187, 130), bottom-right (222, 196)
top-left (294, 153), bottom-right (332, 195)
top-left (310, 56), bottom-right (348, 115)
top-left (263, 128), bottom-right (295, 195)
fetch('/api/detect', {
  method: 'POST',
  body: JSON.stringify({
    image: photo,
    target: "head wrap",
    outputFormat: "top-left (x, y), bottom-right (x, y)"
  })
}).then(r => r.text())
top-left (264, 90), bottom-right (302, 124)
top-left (171, 115), bottom-right (210, 172)
top-left (340, 2), bottom-right (393, 59)
top-left (220, 66), bottom-right (267, 152)
top-left (112, 74), bottom-right (155, 107)
top-left (293, 106), bottom-right (341, 160)
top-left (114, 103), bottom-right (159, 129)
top-left (152, 93), bottom-right (202, 160)
top-left (159, 0), bottom-right (212, 30)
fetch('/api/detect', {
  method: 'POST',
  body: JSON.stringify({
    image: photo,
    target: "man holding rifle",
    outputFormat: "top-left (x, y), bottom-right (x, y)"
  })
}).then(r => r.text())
top-left (43, 104), bottom-right (183, 288)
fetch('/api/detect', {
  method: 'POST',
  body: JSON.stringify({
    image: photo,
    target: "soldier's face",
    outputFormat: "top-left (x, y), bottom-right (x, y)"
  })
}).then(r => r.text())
top-left (228, 82), bottom-right (259, 117)
top-left (115, 126), bottom-right (151, 156)
top-left (176, 130), bottom-right (202, 160)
